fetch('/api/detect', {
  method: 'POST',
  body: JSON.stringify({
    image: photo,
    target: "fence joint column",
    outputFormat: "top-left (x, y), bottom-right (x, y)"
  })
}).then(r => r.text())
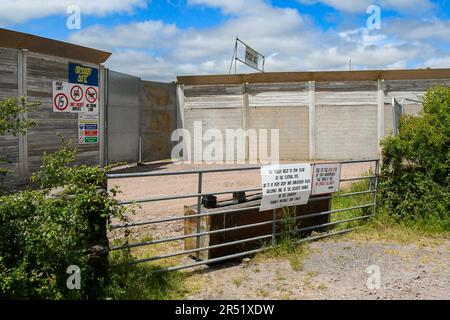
top-left (195, 172), bottom-right (203, 261)
top-left (308, 80), bottom-right (316, 160)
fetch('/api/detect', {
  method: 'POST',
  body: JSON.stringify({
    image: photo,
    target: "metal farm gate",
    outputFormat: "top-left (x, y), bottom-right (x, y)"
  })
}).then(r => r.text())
top-left (107, 159), bottom-right (380, 272)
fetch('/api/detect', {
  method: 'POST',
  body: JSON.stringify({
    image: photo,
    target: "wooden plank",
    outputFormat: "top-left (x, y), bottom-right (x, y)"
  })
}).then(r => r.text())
top-left (25, 51), bottom-right (101, 177)
top-left (177, 69), bottom-right (450, 86)
top-left (0, 28), bottom-right (111, 64)
top-left (316, 81), bottom-right (378, 106)
top-left (0, 48), bottom-right (19, 187)
top-left (184, 84), bottom-right (243, 109)
top-left (248, 82), bottom-right (309, 108)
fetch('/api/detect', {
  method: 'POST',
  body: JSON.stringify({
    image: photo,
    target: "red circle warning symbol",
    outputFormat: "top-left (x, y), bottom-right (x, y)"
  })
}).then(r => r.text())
top-left (54, 93), bottom-right (68, 111)
top-left (85, 86), bottom-right (98, 103)
top-left (70, 85), bottom-right (83, 102)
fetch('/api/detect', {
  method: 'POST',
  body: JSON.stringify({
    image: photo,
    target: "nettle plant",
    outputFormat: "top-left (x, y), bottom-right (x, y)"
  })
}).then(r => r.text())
top-left (379, 85), bottom-right (450, 231)
top-left (0, 139), bottom-right (129, 299)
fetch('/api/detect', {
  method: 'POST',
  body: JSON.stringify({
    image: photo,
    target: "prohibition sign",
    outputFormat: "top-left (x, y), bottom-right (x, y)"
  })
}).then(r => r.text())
top-left (54, 93), bottom-right (68, 111)
top-left (70, 85), bottom-right (84, 102)
top-left (85, 86), bottom-right (98, 103)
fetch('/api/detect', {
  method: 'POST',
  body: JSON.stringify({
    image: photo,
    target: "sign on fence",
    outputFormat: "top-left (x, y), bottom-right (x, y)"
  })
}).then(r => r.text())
top-left (245, 45), bottom-right (259, 70)
top-left (69, 63), bottom-right (99, 86)
top-left (311, 163), bottom-right (342, 195)
top-left (78, 113), bottom-right (99, 144)
top-left (52, 81), bottom-right (98, 113)
top-left (260, 163), bottom-right (312, 211)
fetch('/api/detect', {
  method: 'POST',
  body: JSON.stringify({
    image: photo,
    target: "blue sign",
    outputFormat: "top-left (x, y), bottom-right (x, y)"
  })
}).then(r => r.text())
top-left (69, 63), bottom-right (98, 86)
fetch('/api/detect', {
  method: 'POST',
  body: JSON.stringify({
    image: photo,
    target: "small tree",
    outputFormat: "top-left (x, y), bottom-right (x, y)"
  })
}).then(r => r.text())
top-left (379, 85), bottom-right (450, 231)
top-left (0, 97), bottom-right (40, 190)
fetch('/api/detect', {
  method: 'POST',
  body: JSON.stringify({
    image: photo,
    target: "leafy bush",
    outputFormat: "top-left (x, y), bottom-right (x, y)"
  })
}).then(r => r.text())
top-left (0, 141), bottom-right (127, 299)
top-left (379, 85), bottom-right (450, 231)
top-left (0, 97), bottom-right (40, 192)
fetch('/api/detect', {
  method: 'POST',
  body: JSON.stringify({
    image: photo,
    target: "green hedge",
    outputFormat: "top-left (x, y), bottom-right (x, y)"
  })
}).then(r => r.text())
top-left (379, 85), bottom-right (450, 231)
top-left (0, 143), bottom-right (127, 299)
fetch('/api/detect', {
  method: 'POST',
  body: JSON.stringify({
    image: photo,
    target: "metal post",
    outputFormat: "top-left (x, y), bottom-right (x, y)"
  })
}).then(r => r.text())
top-left (103, 68), bottom-right (109, 166)
top-left (195, 172), bottom-right (203, 261)
top-left (373, 159), bottom-right (380, 215)
top-left (138, 136), bottom-right (143, 164)
top-left (272, 209), bottom-right (276, 243)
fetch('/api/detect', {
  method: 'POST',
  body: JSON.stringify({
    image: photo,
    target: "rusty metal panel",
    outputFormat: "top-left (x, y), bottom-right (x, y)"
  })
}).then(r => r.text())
top-left (184, 195), bottom-right (331, 260)
top-left (140, 81), bottom-right (176, 162)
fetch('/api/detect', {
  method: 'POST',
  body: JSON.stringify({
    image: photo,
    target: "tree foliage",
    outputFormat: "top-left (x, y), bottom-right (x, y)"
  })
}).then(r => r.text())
top-left (0, 97), bottom-right (40, 190)
top-left (379, 85), bottom-right (450, 230)
top-left (0, 141), bottom-right (128, 299)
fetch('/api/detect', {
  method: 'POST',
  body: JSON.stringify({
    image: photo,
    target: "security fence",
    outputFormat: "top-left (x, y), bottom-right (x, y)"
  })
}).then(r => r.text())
top-left (107, 159), bottom-right (380, 272)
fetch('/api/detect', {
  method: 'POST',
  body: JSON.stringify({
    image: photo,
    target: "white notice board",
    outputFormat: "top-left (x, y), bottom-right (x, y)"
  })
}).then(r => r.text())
top-left (311, 163), bottom-right (342, 195)
top-left (260, 163), bottom-right (312, 211)
top-left (53, 81), bottom-right (98, 113)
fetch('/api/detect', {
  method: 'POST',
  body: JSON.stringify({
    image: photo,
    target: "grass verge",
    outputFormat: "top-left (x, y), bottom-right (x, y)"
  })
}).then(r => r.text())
top-left (103, 234), bottom-right (201, 300)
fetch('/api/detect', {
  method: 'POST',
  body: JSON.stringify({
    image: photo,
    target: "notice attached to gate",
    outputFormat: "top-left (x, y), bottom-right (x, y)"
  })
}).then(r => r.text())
top-left (78, 113), bottom-right (99, 144)
top-left (260, 163), bottom-right (312, 212)
top-left (311, 163), bottom-right (342, 195)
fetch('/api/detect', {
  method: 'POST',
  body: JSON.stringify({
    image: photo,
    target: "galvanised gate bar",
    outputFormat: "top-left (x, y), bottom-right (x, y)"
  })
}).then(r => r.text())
top-left (108, 159), bottom-right (380, 272)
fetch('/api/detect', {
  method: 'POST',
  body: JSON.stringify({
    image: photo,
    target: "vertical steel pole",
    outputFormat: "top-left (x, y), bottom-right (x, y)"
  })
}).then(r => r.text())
top-left (195, 172), bottom-right (203, 261)
top-left (373, 159), bottom-right (380, 215)
top-left (138, 136), bottom-right (143, 164)
top-left (272, 209), bottom-right (276, 243)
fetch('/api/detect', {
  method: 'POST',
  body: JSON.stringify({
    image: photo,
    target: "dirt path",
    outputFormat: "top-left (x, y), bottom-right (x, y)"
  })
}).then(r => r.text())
top-left (186, 237), bottom-right (450, 300)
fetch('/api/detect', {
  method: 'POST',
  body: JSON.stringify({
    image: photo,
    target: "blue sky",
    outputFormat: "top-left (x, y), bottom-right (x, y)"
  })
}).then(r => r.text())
top-left (1, 0), bottom-right (450, 81)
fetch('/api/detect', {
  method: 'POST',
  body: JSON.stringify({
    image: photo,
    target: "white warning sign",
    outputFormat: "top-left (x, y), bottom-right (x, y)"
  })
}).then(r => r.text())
top-left (260, 163), bottom-right (312, 212)
top-left (311, 163), bottom-right (342, 195)
top-left (52, 81), bottom-right (98, 113)
top-left (78, 113), bottom-right (99, 144)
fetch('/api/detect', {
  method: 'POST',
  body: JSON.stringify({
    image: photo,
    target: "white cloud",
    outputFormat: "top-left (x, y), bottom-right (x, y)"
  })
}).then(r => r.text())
top-left (187, 0), bottom-right (269, 15)
top-left (421, 57), bottom-right (450, 69)
top-left (69, 20), bottom-right (178, 51)
top-left (298, 0), bottom-right (434, 13)
top-left (385, 18), bottom-right (450, 43)
top-left (67, 0), bottom-right (448, 82)
top-left (0, 0), bottom-right (147, 25)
